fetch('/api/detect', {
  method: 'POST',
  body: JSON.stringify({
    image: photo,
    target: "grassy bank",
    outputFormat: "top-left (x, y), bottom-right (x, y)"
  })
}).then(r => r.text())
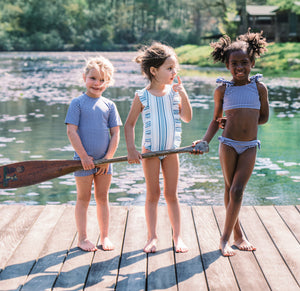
top-left (176, 42), bottom-right (300, 78)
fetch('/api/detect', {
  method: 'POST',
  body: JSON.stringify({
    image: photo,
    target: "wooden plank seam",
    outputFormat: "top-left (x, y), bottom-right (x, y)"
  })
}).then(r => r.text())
top-left (253, 206), bottom-right (300, 288)
top-left (274, 206), bottom-right (300, 245)
top-left (211, 206), bottom-right (241, 290)
top-left (191, 206), bottom-right (209, 291)
top-left (114, 208), bottom-right (129, 290)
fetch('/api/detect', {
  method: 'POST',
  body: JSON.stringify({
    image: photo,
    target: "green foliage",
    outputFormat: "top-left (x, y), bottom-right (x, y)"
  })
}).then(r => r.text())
top-left (267, 0), bottom-right (300, 14)
top-left (218, 2), bottom-right (239, 39)
top-left (0, 0), bottom-right (299, 51)
top-left (176, 42), bottom-right (300, 78)
top-left (0, 0), bottom-right (240, 51)
top-left (176, 45), bottom-right (216, 66)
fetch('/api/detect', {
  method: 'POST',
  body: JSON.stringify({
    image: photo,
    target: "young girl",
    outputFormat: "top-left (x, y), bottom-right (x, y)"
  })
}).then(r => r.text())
top-left (193, 30), bottom-right (269, 256)
top-left (65, 56), bottom-right (122, 252)
top-left (124, 42), bottom-right (192, 253)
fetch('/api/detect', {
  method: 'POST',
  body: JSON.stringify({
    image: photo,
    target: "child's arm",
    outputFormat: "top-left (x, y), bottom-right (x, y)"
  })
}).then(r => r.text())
top-left (173, 76), bottom-right (192, 123)
top-left (96, 126), bottom-right (120, 175)
top-left (192, 86), bottom-right (224, 153)
top-left (66, 123), bottom-right (95, 170)
top-left (202, 86), bottom-right (224, 142)
top-left (105, 126), bottom-right (120, 159)
top-left (124, 93), bottom-right (143, 163)
top-left (257, 82), bottom-right (269, 125)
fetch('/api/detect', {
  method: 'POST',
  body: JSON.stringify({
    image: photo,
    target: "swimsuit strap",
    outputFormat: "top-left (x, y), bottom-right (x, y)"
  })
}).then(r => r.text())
top-left (216, 77), bottom-right (234, 87)
top-left (250, 74), bottom-right (263, 82)
top-left (217, 73), bottom-right (263, 87)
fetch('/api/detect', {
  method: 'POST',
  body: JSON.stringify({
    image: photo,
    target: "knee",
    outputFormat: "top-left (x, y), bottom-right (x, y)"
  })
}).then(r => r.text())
top-left (146, 191), bottom-right (160, 204)
top-left (230, 185), bottom-right (244, 202)
top-left (77, 193), bottom-right (91, 204)
top-left (164, 192), bottom-right (178, 204)
top-left (95, 194), bottom-right (109, 205)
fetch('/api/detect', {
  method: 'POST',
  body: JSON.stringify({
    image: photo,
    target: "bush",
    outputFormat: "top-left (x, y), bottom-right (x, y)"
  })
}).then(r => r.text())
top-left (28, 31), bottom-right (64, 51)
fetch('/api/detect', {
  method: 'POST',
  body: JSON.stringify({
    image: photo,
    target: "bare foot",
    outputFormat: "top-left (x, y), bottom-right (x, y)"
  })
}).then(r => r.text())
top-left (78, 239), bottom-right (98, 252)
top-left (233, 238), bottom-right (256, 252)
top-left (144, 238), bottom-right (158, 253)
top-left (100, 237), bottom-right (115, 251)
top-left (174, 237), bottom-right (188, 253)
top-left (220, 239), bottom-right (235, 257)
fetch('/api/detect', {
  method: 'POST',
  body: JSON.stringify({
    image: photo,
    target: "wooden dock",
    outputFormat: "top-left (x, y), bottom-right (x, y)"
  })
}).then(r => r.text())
top-left (0, 205), bottom-right (299, 290)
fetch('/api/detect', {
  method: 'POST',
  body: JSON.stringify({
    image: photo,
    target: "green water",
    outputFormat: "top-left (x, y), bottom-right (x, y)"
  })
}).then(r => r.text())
top-left (0, 52), bottom-right (299, 205)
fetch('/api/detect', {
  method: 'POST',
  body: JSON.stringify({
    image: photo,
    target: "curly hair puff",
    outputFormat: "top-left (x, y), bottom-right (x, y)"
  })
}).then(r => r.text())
top-left (210, 28), bottom-right (268, 64)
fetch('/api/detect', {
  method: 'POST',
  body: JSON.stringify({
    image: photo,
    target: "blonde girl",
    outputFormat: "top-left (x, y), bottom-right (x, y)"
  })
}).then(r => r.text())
top-left (65, 56), bottom-right (122, 251)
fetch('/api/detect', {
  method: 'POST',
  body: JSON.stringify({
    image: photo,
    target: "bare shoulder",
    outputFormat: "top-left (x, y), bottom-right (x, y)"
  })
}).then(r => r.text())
top-left (256, 81), bottom-right (268, 95)
top-left (216, 84), bottom-right (226, 93)
top-left (133, 92), bottom-right (143, 106)
top-left (214, 84), bottom-right (226, 100)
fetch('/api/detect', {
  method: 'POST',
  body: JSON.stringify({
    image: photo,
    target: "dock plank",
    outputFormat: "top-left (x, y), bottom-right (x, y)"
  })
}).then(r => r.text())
top-left (192, 206), bottom-right (239, 290)
top-left (0, 205), bottom-right (299, 290)
top-left (147, 206), bottom-right (177, 291)
top-left (0, 205), bottom-right (43, 271)
top-left (0, 205), bottom-right (24, 231)
top-left (175, 205), bottom-right (207, 291)
top-left (53, 206), bottom-right (99, 290)
top-left (85, 206), bottom-right (128, 290)
top-left (275, 205), bottom-right (300, 242)
top-left (0, 205), bottom-right (65, 291)
top-left (116, 206), bottom-right (147, 291)
top-left (213, 205), bottom-right (270, 291)
top-left (255, 205), bottom-right (300, 286)
top-left (22, 205), bottom-right (76, 291)
top-left (240, 206), bottom-right (299, 291)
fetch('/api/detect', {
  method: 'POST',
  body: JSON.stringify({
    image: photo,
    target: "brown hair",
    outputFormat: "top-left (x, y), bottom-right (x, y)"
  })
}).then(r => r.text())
top-left (135, 42), bottom-right (177, 81)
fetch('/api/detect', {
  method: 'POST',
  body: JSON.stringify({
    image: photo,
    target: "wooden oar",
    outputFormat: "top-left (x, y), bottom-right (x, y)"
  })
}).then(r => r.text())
top-left (0, 141), bottom-right (208, 189)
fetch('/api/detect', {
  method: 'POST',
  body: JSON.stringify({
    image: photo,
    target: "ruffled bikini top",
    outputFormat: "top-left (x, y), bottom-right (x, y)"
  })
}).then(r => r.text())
top-left (216, 74), bottom-right (262, 111)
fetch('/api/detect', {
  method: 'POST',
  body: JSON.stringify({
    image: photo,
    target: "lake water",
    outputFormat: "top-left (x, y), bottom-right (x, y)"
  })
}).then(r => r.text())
top-left (0, 52), bottom-right (299, 206)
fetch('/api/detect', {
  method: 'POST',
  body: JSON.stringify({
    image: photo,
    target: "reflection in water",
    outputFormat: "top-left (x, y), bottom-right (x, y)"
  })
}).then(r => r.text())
top-left (0, 52), bottom-right (299, 205)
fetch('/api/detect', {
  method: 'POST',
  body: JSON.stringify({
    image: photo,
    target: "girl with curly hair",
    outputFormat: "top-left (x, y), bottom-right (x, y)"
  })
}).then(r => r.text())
top-left (193, 29), bottom-right (269, 256)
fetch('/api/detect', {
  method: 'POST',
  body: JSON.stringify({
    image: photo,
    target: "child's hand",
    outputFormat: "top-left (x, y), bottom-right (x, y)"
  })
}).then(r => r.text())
top-left (127, 149), bottom-right (142, 164)
top-left (172, 76), bottom-right (186, 94)
top-left (217, 117), bottom-right (227, 129)
top-left (81, 155), bottom-right (95, 170)
top-left (191, 140), bottom-right (205, 155)
top-left (95, 163), bottom-right (109, 175)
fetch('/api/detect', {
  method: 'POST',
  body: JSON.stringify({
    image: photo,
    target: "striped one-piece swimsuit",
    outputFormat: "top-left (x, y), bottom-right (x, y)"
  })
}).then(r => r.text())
top-left (137, 85), bottom-right (181, 152)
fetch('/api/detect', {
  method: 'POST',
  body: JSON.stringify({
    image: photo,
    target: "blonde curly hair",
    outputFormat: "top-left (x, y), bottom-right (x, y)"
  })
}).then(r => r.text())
top-left (83, 56), bottom-right (115, 86)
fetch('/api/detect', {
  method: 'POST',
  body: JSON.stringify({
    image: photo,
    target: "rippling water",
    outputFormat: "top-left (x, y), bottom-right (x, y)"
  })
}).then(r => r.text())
top-left (0, 52), bottom-right (299, 205)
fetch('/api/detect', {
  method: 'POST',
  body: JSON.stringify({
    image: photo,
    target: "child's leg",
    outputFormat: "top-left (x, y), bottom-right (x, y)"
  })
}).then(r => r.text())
top-left (221, 147), bottom-right (243, 256)
top-left (94, 173), bottom-right (114, 250)
top-left (142, 156), bottom-right (161, 253)
top-left (219, 144), bottom-right (257, 256)
top-left (161, 154), bottom-right (188, 253)
top-left (75, 175), bottom-right (97, 252)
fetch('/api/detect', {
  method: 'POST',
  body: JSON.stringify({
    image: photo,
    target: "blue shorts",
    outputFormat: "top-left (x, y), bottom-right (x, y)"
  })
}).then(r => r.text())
top-left (74, 164), bottom-right (112, 177)
top-left (218, 136), bottom-right (261, 155)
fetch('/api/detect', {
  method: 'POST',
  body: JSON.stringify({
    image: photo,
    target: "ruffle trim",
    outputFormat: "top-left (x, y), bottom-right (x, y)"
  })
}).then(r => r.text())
top-left (216, 74), bottom-right (263, 87)
top-left (172, 88), bottom-right (182, 148)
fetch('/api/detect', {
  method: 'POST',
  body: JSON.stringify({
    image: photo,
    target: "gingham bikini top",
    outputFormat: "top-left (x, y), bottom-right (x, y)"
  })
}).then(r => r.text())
top-left (216, 74), bottom-right (262, 111)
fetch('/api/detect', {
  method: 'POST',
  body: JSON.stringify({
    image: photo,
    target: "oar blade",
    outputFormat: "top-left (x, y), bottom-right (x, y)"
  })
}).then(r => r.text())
top-left (0, 160), bottom-right (82, 189)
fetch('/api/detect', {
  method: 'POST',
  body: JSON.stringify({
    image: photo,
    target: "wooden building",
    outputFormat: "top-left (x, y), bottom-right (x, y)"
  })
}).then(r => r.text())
top-left (239, 4), bottom-right (300, 42)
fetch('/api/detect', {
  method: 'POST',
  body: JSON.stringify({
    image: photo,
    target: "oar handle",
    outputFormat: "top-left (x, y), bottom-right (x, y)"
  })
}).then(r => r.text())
top-left (93, 141), bottom-right (208, 166)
